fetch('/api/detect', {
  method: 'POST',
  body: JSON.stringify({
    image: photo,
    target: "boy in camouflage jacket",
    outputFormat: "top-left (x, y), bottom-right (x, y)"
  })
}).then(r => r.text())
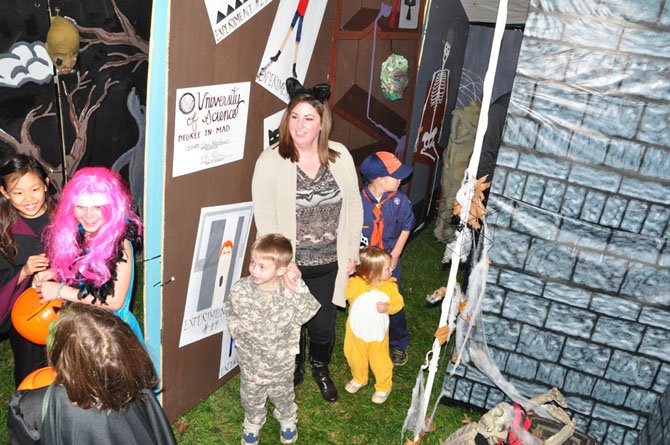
top-left (225, 234), bottom-right (320, 445)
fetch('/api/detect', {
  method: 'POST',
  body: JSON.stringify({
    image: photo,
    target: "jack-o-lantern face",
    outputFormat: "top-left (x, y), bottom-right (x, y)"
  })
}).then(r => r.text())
top-left (45, 16), bottom-right (80, 75)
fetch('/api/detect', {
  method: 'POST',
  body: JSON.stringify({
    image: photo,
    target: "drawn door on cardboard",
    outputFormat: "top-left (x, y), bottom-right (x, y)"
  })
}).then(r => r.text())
top-left (179, 202), bottom-right (253, 349)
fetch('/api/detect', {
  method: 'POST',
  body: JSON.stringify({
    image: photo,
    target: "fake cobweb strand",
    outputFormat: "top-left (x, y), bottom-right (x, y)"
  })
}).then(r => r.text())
top-left (402, 171), bottom-right (478, 442)
top-left (404, 195), bottom-right (556, 441)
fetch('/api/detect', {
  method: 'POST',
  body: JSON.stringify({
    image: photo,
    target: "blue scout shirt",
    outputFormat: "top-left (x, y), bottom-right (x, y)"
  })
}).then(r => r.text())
top-left (360, 186), bottom-right (415, 271)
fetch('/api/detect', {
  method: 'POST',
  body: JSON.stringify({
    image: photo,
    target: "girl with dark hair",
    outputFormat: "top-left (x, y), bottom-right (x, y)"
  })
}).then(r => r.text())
top-left (0, 154), bottom-right (57, 386)
top-left (32, 167), bottom-right (144, 341)
top-left (8, 303), bottom-right (176, 444)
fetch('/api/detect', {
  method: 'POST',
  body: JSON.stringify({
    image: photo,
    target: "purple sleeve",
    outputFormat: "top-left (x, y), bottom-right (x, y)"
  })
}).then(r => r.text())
top-left (0, 258), bottom-right (28, 324)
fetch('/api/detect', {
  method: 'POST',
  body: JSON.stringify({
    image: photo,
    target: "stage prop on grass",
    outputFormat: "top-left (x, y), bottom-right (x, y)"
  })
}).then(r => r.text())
top-left (442, 388), bottom-right (576, 445)
top-left (17, 366), bottom-right (57, 391)
top-left (11, 287), bottom-right (63, 345)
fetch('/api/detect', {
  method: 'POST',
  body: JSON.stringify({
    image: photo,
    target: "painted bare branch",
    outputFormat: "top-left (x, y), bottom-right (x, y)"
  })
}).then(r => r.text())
top-left (62, 72), bottom-right (120, 175)
top-left (101, 52), bottom-right (147, 72)
top-left (0, 104), bottom-right (64, 186)
top-left (75, 0), bottom-right (148, 69)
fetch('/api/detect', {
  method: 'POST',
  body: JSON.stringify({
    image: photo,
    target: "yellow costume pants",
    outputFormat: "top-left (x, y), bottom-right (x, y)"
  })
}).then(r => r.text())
top-left (344, 323), bottom-right (393, 392)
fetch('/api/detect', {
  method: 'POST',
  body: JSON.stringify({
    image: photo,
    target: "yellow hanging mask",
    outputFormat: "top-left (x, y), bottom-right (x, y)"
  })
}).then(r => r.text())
top-left (45, 16), bottom-right (80, 75)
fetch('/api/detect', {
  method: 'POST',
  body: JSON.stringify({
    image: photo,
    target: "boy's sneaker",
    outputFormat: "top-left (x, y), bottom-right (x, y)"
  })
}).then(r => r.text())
top-left (241, 430), bottom-right (259, 444)
top-left (392, 348), bottom-right (408, 366)
top-left (345, 380), bottom-right (367, 394)
top-left (371, 390), bottom-right (390, 404)
top-left (280, 425), bottom-right (298, 444)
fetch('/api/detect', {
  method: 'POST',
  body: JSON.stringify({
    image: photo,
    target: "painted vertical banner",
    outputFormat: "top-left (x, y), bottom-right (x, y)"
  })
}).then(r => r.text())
top-left (173, 82), bottom-right (250, 177)
top-left (413, 42), bottom-right (451, 164)
top-left (179, 202), bottom-right (253, 348)
top-left (203, 0), bottom-right (274, 44)
top-left (256, 0), bottom-right (327, 103)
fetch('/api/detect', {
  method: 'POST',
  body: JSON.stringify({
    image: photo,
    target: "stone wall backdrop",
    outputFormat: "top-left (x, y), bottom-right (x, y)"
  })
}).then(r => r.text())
top-left (442, 1), bottom-right (669, 444)
top-left (635, 383), bottom-right (670, 445)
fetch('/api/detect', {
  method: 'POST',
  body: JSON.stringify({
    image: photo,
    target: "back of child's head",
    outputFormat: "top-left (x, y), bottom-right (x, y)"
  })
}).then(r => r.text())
top-left (356, 246), bottom-right (391, 284)
top-left (251, 233), bottom-right (293, 267)
top-left (48, 303), bottom-right (157, 411)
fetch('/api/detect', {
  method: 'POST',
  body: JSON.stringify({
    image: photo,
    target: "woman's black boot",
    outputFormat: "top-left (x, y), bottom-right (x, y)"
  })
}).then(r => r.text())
top-left (309, 339), bottom-right (338, 402)
top-left (293, 328), bottom-right (306, 386)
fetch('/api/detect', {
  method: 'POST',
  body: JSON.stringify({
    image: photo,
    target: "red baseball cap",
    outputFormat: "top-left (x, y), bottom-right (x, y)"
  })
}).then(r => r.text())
top-left (360, 151), bottom-right (413, 180)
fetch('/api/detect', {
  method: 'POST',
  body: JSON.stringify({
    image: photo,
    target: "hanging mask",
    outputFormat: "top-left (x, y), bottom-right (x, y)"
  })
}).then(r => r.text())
top-left (45, 16), bottom-right (80, 75)
top-left (380, 53), bottom-right (409, 101)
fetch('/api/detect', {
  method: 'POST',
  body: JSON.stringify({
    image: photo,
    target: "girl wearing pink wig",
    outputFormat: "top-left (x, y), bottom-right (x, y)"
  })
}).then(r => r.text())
top-left (32, 167), bottom-right (143, 341)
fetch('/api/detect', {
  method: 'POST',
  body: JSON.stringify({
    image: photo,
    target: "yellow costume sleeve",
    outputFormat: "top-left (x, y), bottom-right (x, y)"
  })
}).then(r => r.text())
top-left (345, 276), bottom-right (367, 305)
top-left (379, 279), bottom-right (404, 315)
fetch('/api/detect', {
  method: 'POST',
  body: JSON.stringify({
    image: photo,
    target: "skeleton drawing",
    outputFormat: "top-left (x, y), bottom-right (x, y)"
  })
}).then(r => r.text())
top-left (414, 41), bottom-right (451, 162)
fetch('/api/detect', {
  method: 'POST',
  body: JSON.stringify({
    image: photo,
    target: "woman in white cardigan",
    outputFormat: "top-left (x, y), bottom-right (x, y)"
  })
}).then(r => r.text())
top-left (252, 78), bottom-right (362, 402)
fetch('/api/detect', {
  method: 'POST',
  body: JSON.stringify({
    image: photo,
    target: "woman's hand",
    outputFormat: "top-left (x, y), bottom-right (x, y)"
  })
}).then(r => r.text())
top-left (347, 257), bottom-right (356, 275)
top-left (22, 253), bottom-right (49, 277)
top-left (282, 261), bottom-right (301, 294)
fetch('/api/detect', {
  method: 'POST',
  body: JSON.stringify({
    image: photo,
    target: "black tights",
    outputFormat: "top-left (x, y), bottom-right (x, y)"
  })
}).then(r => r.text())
top-left (298, 262), bottom-right (338, 344)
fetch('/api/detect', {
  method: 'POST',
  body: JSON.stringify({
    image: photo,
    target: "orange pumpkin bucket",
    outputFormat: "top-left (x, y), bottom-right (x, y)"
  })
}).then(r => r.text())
top-left (11, 287), bottom-right (64, 345)
top-left (17, 366), bottom-right (57, 390)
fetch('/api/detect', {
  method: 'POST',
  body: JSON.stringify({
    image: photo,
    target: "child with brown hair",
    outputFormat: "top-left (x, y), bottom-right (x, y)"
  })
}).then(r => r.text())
top-left (224, 233), bottom-right (320, 444)
top-left (7, 303), bottom-right (176, 444)
top-left (343, 246), bottom-right (404, 404)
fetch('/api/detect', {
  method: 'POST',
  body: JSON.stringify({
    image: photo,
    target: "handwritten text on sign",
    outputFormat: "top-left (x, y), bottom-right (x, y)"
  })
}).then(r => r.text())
top-left (173, 82), bottom-right (250, 177)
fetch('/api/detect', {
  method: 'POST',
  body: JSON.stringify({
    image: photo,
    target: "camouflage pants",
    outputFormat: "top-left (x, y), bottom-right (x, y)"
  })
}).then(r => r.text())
top-left (240, 357), bottom-right (297, 432)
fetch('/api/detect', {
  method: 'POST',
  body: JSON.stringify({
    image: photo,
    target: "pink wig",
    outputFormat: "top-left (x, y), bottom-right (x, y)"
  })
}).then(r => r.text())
top-left (46, 167), bottom-right (142, 287)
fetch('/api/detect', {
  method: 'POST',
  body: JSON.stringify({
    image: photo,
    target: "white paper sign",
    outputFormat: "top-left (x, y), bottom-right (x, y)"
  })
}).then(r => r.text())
top-left (179, 202), bottom-right (253, 347)
top-left (173, 82), bottom-right (250, 177)
top-left (219, 326), bottom-right (239, 378)
top-left (399, 1), bottom-right (420, 29)
top-left (255, 0), bottom-right (327, 103)
top-left (203, 0), bottom-right (274, 44)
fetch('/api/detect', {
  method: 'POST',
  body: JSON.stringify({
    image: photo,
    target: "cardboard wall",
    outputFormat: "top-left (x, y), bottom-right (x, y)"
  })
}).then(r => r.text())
top-left (159, 1), bottom-right (336, 420)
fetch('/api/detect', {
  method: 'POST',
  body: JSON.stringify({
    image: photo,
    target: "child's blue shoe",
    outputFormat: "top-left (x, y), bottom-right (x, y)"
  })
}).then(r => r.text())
top-left (241, 430), bottom-right (259, 444)
top-left (280, 425), bottom-right (298, 444)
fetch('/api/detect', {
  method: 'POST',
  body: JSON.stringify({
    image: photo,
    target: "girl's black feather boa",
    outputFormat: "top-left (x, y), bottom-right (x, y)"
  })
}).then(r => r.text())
top-left (74, 221), bottom-right (141, 306)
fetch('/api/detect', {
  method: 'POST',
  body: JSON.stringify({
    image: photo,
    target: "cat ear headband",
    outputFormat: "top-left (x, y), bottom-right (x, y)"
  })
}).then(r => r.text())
top-left (286, 77), bottom-right (331, 103)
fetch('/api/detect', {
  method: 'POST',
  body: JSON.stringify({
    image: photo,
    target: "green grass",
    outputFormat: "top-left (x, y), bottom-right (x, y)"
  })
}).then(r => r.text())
top-left (174, 224), bottom-right (478, 444)
top-left (0, 223), bottom-right (477, 443)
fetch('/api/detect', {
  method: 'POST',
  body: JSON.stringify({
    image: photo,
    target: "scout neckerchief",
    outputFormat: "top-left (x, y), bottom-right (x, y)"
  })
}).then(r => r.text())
top-left (362, 188), bottom-right (397, 250)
